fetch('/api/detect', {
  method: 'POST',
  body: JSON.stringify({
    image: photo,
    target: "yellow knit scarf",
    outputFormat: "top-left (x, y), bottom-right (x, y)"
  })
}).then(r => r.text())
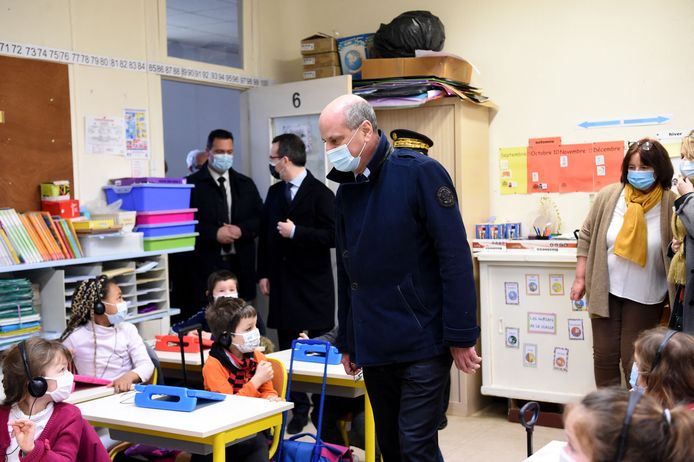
top-left (668, 212), bottom-right (686, 285)
top-left (614, 184), bottom-right (663, 267)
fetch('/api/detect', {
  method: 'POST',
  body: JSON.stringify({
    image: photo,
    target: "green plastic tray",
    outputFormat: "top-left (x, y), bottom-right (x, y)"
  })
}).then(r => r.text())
top-left (142, 232), bottom-right (198, 252)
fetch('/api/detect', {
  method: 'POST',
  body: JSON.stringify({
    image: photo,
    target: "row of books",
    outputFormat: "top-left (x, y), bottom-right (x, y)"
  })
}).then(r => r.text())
top-left (0, 278), bottom-right (41, 341)
top-left (0, 208), bottom-right (84, 266)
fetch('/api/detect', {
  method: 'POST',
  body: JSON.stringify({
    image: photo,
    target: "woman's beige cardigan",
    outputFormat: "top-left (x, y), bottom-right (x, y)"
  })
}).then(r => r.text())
top-left (576, 183), bottom-right (675, 318)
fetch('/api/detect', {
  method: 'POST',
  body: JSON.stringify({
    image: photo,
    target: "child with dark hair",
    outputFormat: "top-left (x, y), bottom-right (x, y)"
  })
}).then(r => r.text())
top-left (192, 297), bottom-right (278, 462)
top-left (563, 387), bottom-right (694, 462)
top-left (60, 275), bottom-right (153, 393)
top-left (632, 327), bottom-right (694, 408)
top-left (171, 270), bottom-right (239, 339)
top-left (0, 337), bottom-right (110, 461)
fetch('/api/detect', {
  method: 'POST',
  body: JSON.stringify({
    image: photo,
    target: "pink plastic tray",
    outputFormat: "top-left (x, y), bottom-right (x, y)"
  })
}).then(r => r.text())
top-left (135, 208), bottom-right (197, 225)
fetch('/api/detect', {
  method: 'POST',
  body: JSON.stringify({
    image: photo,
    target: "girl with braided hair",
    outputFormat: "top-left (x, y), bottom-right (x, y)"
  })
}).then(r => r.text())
top-left (60, 275), bottom-right (153, 394)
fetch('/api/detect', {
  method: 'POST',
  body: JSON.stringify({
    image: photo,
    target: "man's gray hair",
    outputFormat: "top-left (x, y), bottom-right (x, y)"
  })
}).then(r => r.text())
top-left (344, 98), bottom-right (378, 131)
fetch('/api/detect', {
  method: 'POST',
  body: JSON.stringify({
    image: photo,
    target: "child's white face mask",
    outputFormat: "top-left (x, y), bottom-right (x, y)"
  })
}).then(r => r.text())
top-left (44, 370), bottom-right (74, 402)
top-left (233, 328), bottom-right (260, 353)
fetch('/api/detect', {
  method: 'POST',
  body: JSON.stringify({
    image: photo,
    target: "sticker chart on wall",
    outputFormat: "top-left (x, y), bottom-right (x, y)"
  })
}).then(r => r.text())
top-left (499, 136), bottom-right (625, 194)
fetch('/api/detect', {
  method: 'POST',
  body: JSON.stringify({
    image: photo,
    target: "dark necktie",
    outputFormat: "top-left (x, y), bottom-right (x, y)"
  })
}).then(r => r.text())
top-left (217, 177), bottom-right (230, 222)
top-left (284, 181), bottom-right (293, 204)
top-left (217, 177), bottom-right (231, 252)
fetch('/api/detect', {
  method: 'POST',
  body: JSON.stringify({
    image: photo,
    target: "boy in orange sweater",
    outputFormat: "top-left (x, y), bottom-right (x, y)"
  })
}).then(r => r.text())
top-left (195, 297), bottom-right (279, 462)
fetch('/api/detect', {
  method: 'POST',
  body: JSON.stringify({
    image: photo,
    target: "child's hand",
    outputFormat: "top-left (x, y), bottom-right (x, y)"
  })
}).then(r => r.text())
top-left (9, 419), bottom-right (35, 453)
top-left (252, 360), bottom-right (274, 384)
top-left (109, 372), bottom-right (138, 393)
top-left (267, 395), bottom-right (282, 402)
top-left (298, 332), bottom-right (309, 340)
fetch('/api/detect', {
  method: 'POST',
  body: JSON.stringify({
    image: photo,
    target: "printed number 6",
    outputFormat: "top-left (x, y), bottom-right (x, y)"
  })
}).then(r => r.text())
top-left (292, 92), bottom-right (301, 108)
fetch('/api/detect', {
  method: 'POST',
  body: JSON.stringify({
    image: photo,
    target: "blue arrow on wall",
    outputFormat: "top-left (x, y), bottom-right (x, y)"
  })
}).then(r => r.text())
top-left (578, 115), bottom-right (670, 129)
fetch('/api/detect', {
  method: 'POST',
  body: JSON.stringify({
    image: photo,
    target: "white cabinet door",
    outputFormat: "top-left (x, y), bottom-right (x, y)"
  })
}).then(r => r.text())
top-left (245, 75), bottom-right (352, 198)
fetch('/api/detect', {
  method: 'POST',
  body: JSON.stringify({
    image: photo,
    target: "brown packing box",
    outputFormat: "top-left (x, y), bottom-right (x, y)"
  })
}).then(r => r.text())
top-left (303, 66), bottom-right (342, 80)
top-left (300, 33), bottom-right (337, 55)
top-left (361, 56), bottom-right (473, 84)
top-left (303, 52), bottom-right (341, 69)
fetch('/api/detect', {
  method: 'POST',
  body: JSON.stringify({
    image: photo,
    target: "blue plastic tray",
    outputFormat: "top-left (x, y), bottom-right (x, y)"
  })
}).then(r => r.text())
top-left (293, 342), bottom-right (342, 365)
top-left (133, 220), bottom-right (198, 237)
top-left (103, 184), bottom-right (194, 212)
top-left (133, 384), bottom-right (225, 412)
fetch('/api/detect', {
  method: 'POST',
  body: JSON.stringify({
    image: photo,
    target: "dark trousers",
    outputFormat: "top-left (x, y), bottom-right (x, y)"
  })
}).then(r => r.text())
top-left (189, 433), bottom-right (269, 462)
top-left (591, 294), bottom-right (664, 387)
top-left (363, 353), bottom-right (452, 462)
top-left (278, 329), bottom-right (329, 417)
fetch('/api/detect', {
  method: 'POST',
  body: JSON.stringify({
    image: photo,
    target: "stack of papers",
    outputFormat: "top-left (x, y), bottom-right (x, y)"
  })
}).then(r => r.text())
top-left (353, 77), bottom-right (489, 109)
top-left (0, 279), bottom-right (41, 339)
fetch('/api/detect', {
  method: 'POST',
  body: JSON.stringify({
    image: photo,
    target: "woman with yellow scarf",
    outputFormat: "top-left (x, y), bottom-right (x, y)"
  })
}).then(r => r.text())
top-left (570, 138), bottom-right (675, 387)
top-left (669, 131), bottom-right (694, 333)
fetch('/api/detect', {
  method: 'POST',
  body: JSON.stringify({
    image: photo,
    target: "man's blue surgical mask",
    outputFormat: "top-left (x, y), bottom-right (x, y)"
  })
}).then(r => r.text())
top-left (326, 125), bottom-right (366, 172)
top-left (680, 160), bottom-right (694, 178)
top-left (210, 153), bottom-right (234, 173)
top-left (627, 170), bottom-right (656, 191)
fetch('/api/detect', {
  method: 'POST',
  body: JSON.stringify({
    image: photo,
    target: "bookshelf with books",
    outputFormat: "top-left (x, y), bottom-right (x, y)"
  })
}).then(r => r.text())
top-left (0, 252), bottom-right (186, 350)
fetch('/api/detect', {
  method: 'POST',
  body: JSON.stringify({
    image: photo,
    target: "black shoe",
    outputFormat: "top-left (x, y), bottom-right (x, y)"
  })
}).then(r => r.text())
top-left (287, 415), bottom-right (308, 434)
top-left (438, 415), bottom-right (448, 430)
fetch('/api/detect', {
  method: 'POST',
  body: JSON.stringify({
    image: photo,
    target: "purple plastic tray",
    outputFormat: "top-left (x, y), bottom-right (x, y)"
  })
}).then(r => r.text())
top-left (133, 220), bottom-right (198, 237)
top-left (111, 177), bottom-right (187, 186)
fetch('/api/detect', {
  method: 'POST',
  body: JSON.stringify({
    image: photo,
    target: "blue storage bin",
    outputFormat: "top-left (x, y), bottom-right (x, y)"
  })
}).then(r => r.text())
top-left (133, 220), bottom-right (198, 238)
top-left (103, 184), bottom-right (194, 212)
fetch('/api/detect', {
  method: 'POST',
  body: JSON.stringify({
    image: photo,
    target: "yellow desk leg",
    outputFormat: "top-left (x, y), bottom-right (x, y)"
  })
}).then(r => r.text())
top-left (365, 391), bottom-right (376, 462)
top-left (212, 434), bottom-right (226, 462)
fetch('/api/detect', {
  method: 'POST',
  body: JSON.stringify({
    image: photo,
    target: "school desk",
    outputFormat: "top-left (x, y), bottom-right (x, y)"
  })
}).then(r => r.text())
top-left (267, 349), bottom-right (377, 462)
top-left (77, 391), bottom-right (293, 462)
top-left (65, 384), bottom-right (114, 404)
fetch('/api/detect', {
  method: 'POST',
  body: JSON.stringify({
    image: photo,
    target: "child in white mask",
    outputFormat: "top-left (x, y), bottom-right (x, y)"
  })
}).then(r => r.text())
top-left (60, 275), bottom-right (153, 393)
top-left (0, 338), bottom-right (110, 461)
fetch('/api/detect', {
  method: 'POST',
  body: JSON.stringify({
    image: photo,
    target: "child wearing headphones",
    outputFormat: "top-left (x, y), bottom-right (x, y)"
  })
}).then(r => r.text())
top-left (60, 275), bottom-right (153, 393)
top-left (631, 327), bottom-right (694, 407)
top-left (561, 387), bottom-right (694, 462)
top-left (0, 337), bottom-right (110, 461)
top-left (192, 297), bottom-right (278, 462)
top-left (171, 270), bottom-right (239, 340)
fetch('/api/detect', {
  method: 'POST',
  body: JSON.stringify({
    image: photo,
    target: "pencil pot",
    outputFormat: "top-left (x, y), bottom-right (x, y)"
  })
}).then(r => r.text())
top-left (278, 433), bottom-right (353, 462)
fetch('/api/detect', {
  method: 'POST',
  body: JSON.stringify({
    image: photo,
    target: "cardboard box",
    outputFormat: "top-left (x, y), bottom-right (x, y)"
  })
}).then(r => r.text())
top-left (303, 52), bottom-right (341, 69)
top-left (336, 33), bottom-right (374, 80)
top-left (41, 199), bottom-right (80, 219)
top-left (303, 66), bottom-right (342, 80)
top-left (40, 180), bottom-right (71, 201)
top-left (361, 56), bottom-right (473, 84)
top-left (300, 34), bottom-right (337, 55)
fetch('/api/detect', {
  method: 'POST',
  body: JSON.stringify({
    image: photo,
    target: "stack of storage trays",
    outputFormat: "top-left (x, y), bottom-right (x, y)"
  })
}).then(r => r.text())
top-left (103, 178), bottom-right (198, 252)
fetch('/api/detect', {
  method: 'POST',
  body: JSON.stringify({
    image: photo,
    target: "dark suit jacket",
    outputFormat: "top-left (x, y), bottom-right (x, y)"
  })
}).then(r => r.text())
top-left (186, 163), bottom-right (263, 301)
top-left (257, 170), bottom-right (336, 331)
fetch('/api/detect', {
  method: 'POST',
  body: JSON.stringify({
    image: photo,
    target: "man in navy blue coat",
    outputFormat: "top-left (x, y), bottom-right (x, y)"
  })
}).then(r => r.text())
top-left (319, 95), bottom-right (481, 461)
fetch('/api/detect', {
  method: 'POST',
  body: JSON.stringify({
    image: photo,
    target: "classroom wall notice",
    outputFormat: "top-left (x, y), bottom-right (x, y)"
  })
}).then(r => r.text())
top-left (499, 137), bottom-right (625, 194)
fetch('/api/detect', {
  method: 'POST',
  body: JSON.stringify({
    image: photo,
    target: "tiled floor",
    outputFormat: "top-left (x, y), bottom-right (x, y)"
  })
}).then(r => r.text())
top-left (305, 399), bottom-right (566, 462)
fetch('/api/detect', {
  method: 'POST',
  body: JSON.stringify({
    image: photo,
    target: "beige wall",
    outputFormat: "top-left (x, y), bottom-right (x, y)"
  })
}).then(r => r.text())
top-left (0, 0), bottom-right (261, 204)
top-left (257, 0), bottom-right (694, 232)
top-left (3, 0), bottom-right (694, 232)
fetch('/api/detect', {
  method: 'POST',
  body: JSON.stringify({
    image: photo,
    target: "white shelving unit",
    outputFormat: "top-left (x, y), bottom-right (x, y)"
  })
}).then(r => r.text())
top-left (0, 248), bottom-right (192, 349)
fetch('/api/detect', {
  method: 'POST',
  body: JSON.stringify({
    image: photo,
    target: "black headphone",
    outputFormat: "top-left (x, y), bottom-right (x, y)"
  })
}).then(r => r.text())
top-left (92, 277), bottom-right (107, 315)
top-left (218, 331), bottom-right (232, 349)
top-left (613, 389), bottom-right (644, 462)
top-left (650, 329), bottom-right (678, 374)
top-left (18, 341), bottom-right (48, 398)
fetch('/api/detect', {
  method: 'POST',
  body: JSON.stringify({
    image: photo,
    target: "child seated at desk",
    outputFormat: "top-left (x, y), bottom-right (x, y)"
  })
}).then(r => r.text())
top-left (0, 337), bottom-right (110, 461)
top-left (171, 270), bottom-right (239, 340)
top-left (193, 297), bottom-right (279, 462)
top-left (60, 275), bottom-right (154, 392)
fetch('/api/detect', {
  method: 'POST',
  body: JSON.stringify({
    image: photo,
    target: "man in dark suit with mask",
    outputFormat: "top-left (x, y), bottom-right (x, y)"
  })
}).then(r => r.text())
top-left (258, 133), bottom-right (336, 433)
top-left (183, 129), bottom-right (263, 327)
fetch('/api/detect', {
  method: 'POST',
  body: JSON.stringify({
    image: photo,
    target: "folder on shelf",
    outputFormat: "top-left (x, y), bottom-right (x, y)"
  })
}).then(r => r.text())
top-left (65, 220), bottom-right (83, 257)
top-left (41, 212), bottom-right (69, 259)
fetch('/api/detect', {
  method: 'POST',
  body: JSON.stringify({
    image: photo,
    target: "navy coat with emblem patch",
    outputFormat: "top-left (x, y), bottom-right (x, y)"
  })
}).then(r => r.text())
top-left (329, 131), bottom-right (480, 366)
